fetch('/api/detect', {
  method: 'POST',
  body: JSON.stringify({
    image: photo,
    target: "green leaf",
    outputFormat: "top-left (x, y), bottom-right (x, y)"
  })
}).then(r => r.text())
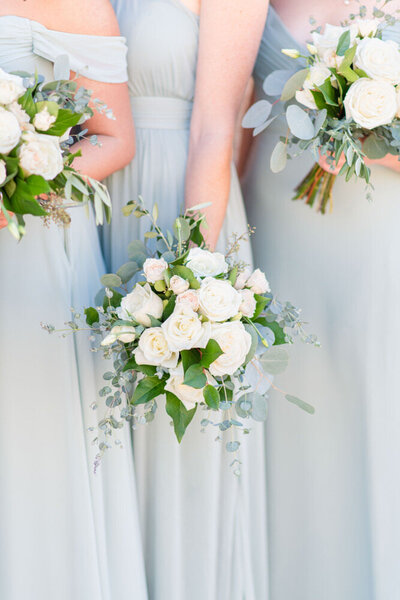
top-left (131, 376), bottom-right (165, 405)
top-left (84, 307), bottom-right (99, 326)
top-left (266, 321), bottom-right (286, 346)
top-left (147, 314), bottom-right (162, 327)
top-left (253, 294), bottom-right (268, 319)
top-left (101, 273), bottom-right (122, 288)
top-left (102, 289), bottom-right (123, 311)
top-left (338, 44), bottom-right (357, 73)
top-left (310, 90), bottom-right (338, 117)
top-left (34, 100), bottom-right (59, 119)
top-left (18, 88), bottom-right (35, 118)
top-left (8, 176), bottom-right (49, 216)
top-left (171, 265), bottom-right (200, 289)
top-left (165, 392), bottom-right (197, 443)
top-left (154, 279), bottom-right (167, 293)
top-left (270, 141), bottom-right (287, 173)
top-left (181, 349), bottom-right (201, 375)
top-left (317, 78), bottom-right (339, 106)
top-left (228, 265), bottom-right (238, 286)
top-left (336, 29), bottom-right (351, 56)
top-left (280, 68), bottom-right (308, 102)
top-left (259, 347), bottom-right (289, 375)
top-left (183, 364), bottom-right (207, 389)
top-left (123, 356), bottom-right (157, 377)
top-left (363, 134), bottom-right (390, 160)
top-left (162, 295), bottom-right (177, 320)
top-left (285, 394), bottom-right (315, 414)
top-left (116, 261), bottom-right (138, 284)
top-left (203, 385), bottom-right (220, 410)
top-left (46, 108), bottom-right (81, 137)
top-left (200, 339), bottom-right (224, 368)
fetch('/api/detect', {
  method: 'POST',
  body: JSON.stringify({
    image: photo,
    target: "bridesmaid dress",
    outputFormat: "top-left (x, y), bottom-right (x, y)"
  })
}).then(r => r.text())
top-left (0, 17), bottom-right (147, 600)
top-left (243, 6), bottom-right (400, 600)
top-left (103, 1), bottom-right (268, 599)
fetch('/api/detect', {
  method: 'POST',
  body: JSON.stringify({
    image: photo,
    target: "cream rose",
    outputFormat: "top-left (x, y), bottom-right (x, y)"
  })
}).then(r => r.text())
top-left (170, 275), bottom-right (190, 295)
top-left (356, 18), bottom-right (380, 38)
top-left (296, 64), bottom-right (332, 110)
top-left (143, 257), bottom-right (168, 283)
top-left (0, 107), bottom-right (21, 154)
top-left (134, 327), bottom-right (178, 369)
top-left (175, 289), bottom-right (200, 311)
top-left (0, 68), bottom-right (25, 105)
top-left (0, 159), bottom-right (6, 185)
top-left (162, 304), bottom-right (210, 351)
top-left (239, 289), bottom-right (257, 318)
top-left (7, 102), bottom-right (31, 130)
top-left (209, 322), bottom-right (252, 377)
top-left (344, 77), bottom-right (397, 129)
top-left (355, 38), bottom-right (400, 85)
top-left (101, 325), bottom-right (136, 346)
top-left (19, 131), bottom-right (63, 180)
top-left (119, 283), bottom-right (163, 327)
top-left (186, 247), bottom-right (228, 278)
top-left (165, 364), bottom-right (205, 410)
top-left (396, 85), bottom-right (400, 118)
top-left (198, 277), bottom-right (242, 322)
top-left (246, 269), bottom-right (271, 294)
top-left (234, 268), bottom-right (251, 290)
top-left (296, 88), bottom-right (318, 110)
top-left (312, 24), bottom-right (357, 59)
top-left (33, 107), bottom-right (57, 132)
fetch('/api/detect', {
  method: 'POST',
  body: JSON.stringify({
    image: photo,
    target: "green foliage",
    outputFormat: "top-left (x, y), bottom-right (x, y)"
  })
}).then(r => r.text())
top-left (101, 273), bottom-right (122, 288)
top-left (286, 394), bottom-right (315, 414)
top-left (84, 307), bottom-right (99, 326)
top-left (166, 392), bottom-right (197, 443)
top-left (203, 385), bottom-right (220, 410)
top-left (200, 339), bottom-right (224, 368)
top-left (183, 364), bottom-right (207, 389)
top-left (131, 376), bottom-right (166, 405)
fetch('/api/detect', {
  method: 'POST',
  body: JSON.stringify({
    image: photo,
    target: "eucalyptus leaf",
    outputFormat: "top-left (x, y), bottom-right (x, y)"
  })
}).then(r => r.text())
top-left (242, 100), bottom-right (272, 129)
top-left (116, 261), bottom-right (138, 284)
top-left (286, 105), bottom-right (315, 140)
top-left (226, 441), bottom-right (240, 453)
top-left (173, 217), bottom-right (191, 242)
top-left (336, 29), bottom-right (351, 56)
top-left (280, 68), bottom-right (308, 102)
top-left (100, 273), bottom-right (122, 288)
top-left (363, 134), bottom-right (389, 160)
top-left (263, 69), bottom-right (295, 97)
top-left (314, 108), bottom-right (327, 135)
top-left (250, 393), bottom-right (268, 422)
top-left (270, 141), bottom-right (287, 173)
top-left (253, 115), bottom-right (279, 137)
top-left (286, 394), bottom-right (315, 414)
top-left (259, 347), bottom-right (289, 375)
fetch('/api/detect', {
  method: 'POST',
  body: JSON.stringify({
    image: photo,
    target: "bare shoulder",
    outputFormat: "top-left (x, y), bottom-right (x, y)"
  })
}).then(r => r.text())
top-left (54, 0), bottom-right (121, 36)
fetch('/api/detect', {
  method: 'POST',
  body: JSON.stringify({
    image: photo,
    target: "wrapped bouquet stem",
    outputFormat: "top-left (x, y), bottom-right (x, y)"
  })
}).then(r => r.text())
top-left (243, 4), bottom-right (400, 213)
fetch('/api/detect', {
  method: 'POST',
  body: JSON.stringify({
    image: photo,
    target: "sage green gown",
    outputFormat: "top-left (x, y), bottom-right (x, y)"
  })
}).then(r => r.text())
top-left (243, 6), bottom-right (400, 600)
top-left (0, 16), bottom-right (147, 600)
top-left (103, 1), bottom-right (268, 599)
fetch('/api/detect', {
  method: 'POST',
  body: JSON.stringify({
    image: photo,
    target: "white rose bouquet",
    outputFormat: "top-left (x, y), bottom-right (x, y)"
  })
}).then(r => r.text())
top-left (0, 59), bottom-right (112, 239)
top-left (243, 4), bottom-right (400, 213)
top-left (45, 197), bottom-right (317, 462)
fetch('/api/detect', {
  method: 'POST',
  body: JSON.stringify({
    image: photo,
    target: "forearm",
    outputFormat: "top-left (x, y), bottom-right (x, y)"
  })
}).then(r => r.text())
top-left (71, 134), bottom-right (133, 181)
top-left (185, 133), bottom-right (233, 249)
top-left (366, 153), bottom-right (400, 174)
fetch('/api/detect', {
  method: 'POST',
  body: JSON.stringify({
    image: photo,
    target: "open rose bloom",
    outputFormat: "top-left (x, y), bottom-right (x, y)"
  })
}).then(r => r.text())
top-left (0, 66), bottom-right (112, 239)
top-left (63, 199), bottom-right (317, 457)
top-left (244, 7), bottom-right (400, 213)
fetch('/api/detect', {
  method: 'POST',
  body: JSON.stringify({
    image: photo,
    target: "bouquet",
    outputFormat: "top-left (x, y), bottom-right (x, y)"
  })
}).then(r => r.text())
top-left (44, 198), bottom-right (317, 464)
top-left (0, 58), bottom-right (111, 239)
top-left (243, 4), bottom-right (400, 213)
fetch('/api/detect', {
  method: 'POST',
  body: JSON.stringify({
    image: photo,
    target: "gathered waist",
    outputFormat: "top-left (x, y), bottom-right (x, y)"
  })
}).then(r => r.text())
top-left (131, 96), bottom-right (193, 130)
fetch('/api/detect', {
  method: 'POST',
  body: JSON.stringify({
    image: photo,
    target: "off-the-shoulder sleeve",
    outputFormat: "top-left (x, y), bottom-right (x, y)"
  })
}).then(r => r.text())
top-left (383, 23), bottom-right (400, 45)
top-left (31, 23), bottom-right (128, 83)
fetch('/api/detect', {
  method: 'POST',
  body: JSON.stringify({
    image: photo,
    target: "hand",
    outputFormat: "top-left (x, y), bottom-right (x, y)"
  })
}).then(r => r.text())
top-left (318, 152), bottom-right (346, 176)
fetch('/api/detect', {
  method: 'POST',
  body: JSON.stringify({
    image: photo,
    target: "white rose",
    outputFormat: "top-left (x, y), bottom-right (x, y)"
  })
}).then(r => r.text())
top-left (0, 159), bottom-right (6, 185)
top-left (165, 364), bottom-right (205, 410)
top-left (198, 277), bottom-right (242, 322)
top-left (0, 107), bottom-right (21, 154)
top-left (186, 247), bottom-right (228, 278)
top-left (246, 269), bottom-right (271, 295)
top-left (143, 257), bottom-right (168, 283)
top-left (33, 107), bottom-right (57, 132)
top-left (134, 327), bottom-right (178, 369)
top-left (120, 282), bottom-right (163, 327)
top-left (355, 38), bottom-right (400, 85)
top-left (234, 268), bottom-right (251, 290)
top-left (162, 304), bottom-right (210, 351)
top-left (321, 49), bottom-right (344, 70)
top-left (356, 18), bottom-right (380, 38)
top-left (100, 325), bottom-right (136, 346)
top-left (296, 64), bottom-right (332, 110)
top-left (209, 322), bottom-right (252, 377)
top-left (312, 24), bottom-right (357, 58)
top-left (0, 68), bottom-right (25, 104)
top-left (19, 131), bottom-right (63, 180)
top-left (175, 289), bottom-right (200, 311)
top-left (170, 275), bottom-right (190, 295)
top-left (344, 77), bottom-right (397, 129)
top-left (7, 102), bottom-right (31, 130)
top-left (239, 289), bottom-right (257, 318)
top-left (396, 85), bottom-right (400, 118)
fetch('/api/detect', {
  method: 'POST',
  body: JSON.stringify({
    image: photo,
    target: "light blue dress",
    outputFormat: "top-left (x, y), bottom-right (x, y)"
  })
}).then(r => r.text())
top-left (104, 2), bottom-right (268, 599)
top-left (243, 6), bottom-right (400, 600)
top-left (0, 16), bottom-right (147, 600)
